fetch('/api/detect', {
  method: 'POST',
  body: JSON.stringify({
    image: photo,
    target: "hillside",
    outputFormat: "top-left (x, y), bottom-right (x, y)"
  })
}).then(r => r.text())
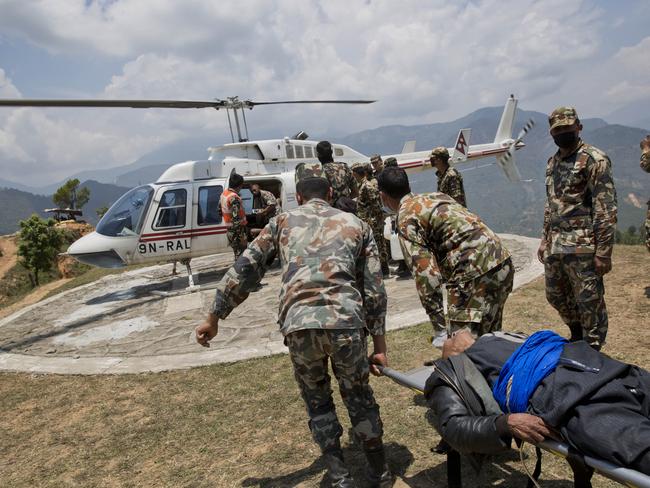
top-left (0, 180), bottom-right (129, 234)
top-left (0, 189), bottom-right (51, 235)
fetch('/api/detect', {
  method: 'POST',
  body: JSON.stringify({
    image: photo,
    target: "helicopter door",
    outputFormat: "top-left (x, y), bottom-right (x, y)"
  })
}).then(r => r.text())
top-left (191, 181), bottom-right (229, 256)
top-left (139, 184), bottom-right (193, 260)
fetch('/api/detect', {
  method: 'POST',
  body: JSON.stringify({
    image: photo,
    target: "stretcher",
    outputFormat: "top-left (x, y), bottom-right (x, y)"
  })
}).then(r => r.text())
top-left (380, 365), bottom-right (650, 488)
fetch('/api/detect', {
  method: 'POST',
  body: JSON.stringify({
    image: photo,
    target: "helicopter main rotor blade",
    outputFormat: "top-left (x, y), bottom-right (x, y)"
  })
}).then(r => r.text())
top-left (0, 98), bottom-right (376, 109)
top-left (0, 99), bottom-right (228, 109)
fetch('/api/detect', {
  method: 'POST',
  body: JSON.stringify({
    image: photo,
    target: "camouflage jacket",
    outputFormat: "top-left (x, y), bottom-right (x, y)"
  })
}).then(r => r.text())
top-left (357, 178), bottom-right (384, 226)
top-left (543, 141), bottom-right (617, 257)
top-left (212, 198), bottom-right (387, 336)
top-left (642, 152), bottom-right (650, 205)
top-left (396, 192), bottom-right (511, 318)
top-left (323, 161), bottom-right (358, 203)
top-left (436, 166), bottom-right (466, 207)
top-left (253, 189), bottom-right (277, 216)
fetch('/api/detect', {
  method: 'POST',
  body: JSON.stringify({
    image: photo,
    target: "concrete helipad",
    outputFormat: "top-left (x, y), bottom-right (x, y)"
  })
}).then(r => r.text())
top-left (0, 234), bottom-right (542, 375)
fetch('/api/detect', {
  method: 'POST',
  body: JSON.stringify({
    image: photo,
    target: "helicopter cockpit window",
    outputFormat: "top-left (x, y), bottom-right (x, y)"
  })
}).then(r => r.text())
top-left (295, 145), bottom-right (304, 158)
top-left (334, 148), bottom-right (344, 157)
top-left (198, 186), bottom-right (223, 225)
top-left (304, 146), bottom-right (313, 158)
top-left (96, 185), bottom-right (154, 238)
top-left (286, 145), bottom-right (294, 159)
top-left (154, 189), bottom-right (187, 229)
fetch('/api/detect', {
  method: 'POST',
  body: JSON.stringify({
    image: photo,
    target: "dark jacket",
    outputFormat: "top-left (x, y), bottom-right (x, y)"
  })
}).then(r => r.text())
top-left (425, 334), bottom-right (650, 475)
top-left (424, 335), bottom-right (519, 458)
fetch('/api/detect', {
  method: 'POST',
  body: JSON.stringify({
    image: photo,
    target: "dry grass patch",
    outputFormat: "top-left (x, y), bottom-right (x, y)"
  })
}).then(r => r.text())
top-left (0, 246), bottom-right (648, 487)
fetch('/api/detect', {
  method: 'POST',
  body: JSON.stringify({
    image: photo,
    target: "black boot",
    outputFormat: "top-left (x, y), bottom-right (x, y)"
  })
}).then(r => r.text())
top-left (365, 447), bottom-right (393, 488)
top-left (322, 449), bottom-right (356, 488)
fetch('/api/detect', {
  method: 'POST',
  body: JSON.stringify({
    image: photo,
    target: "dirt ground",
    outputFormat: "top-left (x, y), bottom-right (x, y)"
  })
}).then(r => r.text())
top-left (0, 245), bottom-right (648, 487)
top-left (0, 236), bottom-right (18, 281)
top-left (0, 277), bottom-right (72, 320)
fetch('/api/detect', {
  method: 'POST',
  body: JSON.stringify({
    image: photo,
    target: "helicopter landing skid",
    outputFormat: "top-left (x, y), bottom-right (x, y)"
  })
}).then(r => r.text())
top-left (148, 259), bottom-right (219, 297)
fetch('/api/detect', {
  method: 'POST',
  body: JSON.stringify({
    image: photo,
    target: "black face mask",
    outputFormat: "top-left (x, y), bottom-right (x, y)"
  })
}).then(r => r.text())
top-left (552, 131), bottom-right (579, 149)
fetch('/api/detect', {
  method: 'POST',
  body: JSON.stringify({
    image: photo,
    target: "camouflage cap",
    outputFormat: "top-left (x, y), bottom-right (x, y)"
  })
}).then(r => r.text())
top-left (295, 162), bottom-right (327, 183)
top-left (384, 157), bottom-right (398, 167)
top-left (370, 154), bottom-right (382, 164)
top-left (430, 146), bottom-right (449, 160)
top-left (549, 106), bottom-right (579, 130)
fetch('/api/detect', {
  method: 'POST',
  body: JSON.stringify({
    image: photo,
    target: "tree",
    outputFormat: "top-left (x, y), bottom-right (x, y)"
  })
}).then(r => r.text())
top-left (96, 205), bottom-right (109, 218)
top-left (17, 214), bottom-right (63, 287)
top-left (53, 179), bottom-right (90, 210)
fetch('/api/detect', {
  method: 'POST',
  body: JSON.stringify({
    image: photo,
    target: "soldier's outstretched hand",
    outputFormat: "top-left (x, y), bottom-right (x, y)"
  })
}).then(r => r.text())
top-left (640, 135), bottom-right (650, 154)
top-left (196, 313), bottom-right (219, 347)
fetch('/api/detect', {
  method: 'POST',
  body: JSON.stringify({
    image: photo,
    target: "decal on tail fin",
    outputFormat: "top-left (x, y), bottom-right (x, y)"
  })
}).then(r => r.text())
top-left (451, 129), bottom-right (471, 162)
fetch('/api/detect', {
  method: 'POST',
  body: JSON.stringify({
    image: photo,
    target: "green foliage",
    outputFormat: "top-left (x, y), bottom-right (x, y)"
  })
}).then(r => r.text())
top-left (52, 178), bottom-right (90, 210)
top-left (615, 225), bottom-right (645, 245)
top-left (17, 214), bottom-right (63, 287)
top-left (96, 205), bottom-right (109, 218)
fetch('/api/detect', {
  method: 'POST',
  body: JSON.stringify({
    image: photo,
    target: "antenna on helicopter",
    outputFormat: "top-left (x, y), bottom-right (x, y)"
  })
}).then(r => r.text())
top-left (0, 97), bottom-right (375, 144)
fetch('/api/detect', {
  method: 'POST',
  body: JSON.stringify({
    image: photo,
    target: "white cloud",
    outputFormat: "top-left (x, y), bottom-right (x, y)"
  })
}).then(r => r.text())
top-left (0, 0), bottom-right (610, 185)
top-left (0, 68), bottom-right (21, 98)
top-left (605, 37), bottom-right (650, 104)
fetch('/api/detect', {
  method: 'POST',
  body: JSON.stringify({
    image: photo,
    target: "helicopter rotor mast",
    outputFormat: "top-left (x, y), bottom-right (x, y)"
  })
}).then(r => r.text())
top-left (0, 97), bottom-right (375, 144)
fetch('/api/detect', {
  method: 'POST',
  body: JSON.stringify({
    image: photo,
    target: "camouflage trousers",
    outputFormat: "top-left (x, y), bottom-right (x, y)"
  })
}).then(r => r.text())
top-left (285, 328), bottom-right (383, 453)
top-left (226, 227), bottom-right (247, 260)
top-left (545, 253), bottom-right (608, 349)
top-left (445, 258), bottom-right (515, 337)
top-left (370, 222), bottom-right (390, 273)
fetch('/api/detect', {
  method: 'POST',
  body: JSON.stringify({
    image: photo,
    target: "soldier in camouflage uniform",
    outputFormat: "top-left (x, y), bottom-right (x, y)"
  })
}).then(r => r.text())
top-left (537, 106), bottom-right (617, 350)
top-left (316, 140), bottom-right (358, 213)
top-left (370, 154), bottom-right (384, 179)
top-left (352, 163), bottom-right (390, 276)
top-left (377, 166), bottom-right (514, 347)
top-left (196, 162), bottom-right (392, 488)
top-left (249, 184), bottom-right (277, 238)
top-left (641, 135), bottom-right (650, 251)
top-left (220, 173), bottom-right (248, 260)
top-left (430, 146), bottom-right (467, 207)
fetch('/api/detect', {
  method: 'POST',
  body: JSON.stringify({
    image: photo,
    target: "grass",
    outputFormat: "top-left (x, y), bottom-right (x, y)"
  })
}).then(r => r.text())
top-left (0, 246), bottom-right (648, 487)
top-left (0, 262), bottom-right (60, 309)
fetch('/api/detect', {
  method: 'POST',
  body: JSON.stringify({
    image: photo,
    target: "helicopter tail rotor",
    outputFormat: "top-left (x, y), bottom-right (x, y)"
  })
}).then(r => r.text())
top-left (496, 118), bottom-right (535, 182)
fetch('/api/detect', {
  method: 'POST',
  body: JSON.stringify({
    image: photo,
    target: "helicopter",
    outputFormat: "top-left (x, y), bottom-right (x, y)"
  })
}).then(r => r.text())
top-left (0, 95), bottom-right (532, 288)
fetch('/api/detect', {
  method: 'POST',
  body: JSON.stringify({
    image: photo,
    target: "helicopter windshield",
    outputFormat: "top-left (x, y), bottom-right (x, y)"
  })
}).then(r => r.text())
top-left (96, 185), bottom-right (154, 237)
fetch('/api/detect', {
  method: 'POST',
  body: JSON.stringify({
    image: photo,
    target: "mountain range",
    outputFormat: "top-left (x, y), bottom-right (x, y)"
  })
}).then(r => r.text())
top-left (1, 105), bottom-right (648, 238)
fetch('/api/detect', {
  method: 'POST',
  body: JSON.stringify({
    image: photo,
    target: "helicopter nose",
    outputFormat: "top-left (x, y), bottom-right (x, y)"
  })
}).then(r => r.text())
top-left (67, 232), bottom-right (126, 268)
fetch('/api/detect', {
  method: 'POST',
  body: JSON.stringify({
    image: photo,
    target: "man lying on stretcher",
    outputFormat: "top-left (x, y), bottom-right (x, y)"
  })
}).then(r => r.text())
top-left (424, 329), bottom-right (650, 475)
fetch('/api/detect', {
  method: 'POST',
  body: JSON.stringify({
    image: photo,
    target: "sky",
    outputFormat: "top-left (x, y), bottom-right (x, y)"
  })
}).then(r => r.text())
top-left (0, 0), bottom-right (649, 186)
